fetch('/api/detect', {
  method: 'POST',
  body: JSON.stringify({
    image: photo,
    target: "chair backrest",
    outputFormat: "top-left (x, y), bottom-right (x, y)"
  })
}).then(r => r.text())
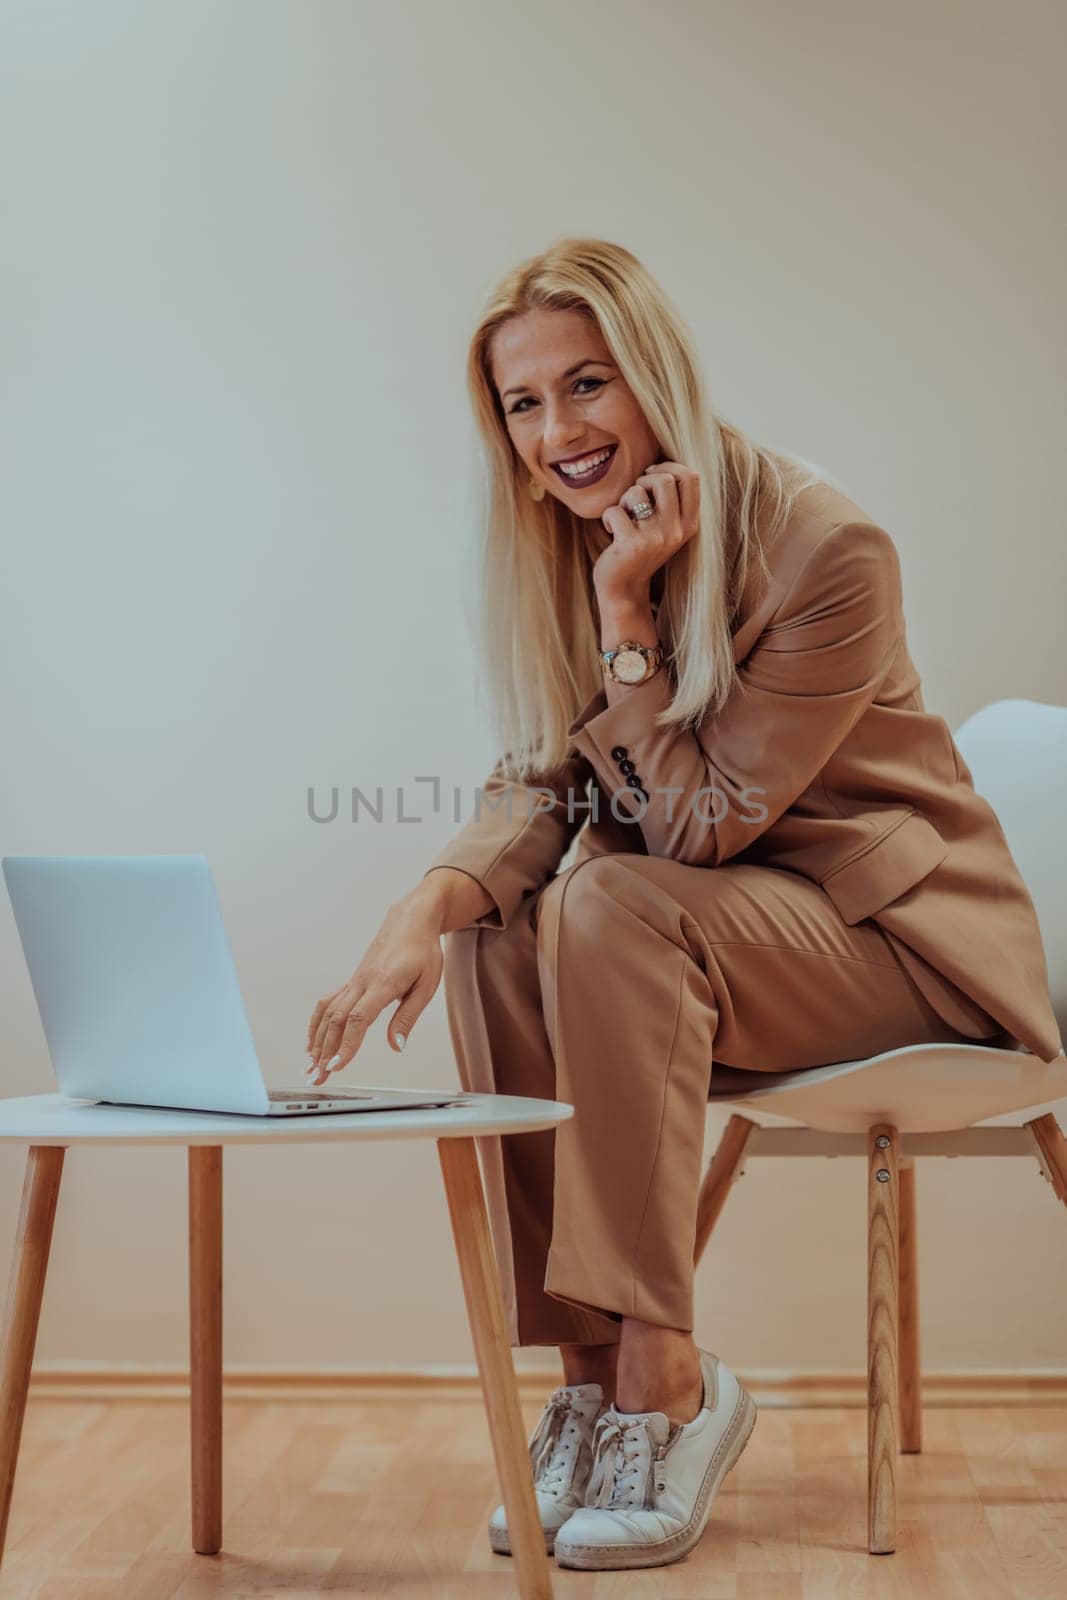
top-left (954, 699), bottom-right (1067, 1026)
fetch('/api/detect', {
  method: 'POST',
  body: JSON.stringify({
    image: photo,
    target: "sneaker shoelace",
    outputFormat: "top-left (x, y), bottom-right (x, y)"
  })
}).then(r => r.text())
top-left (526, 1390), bottom-right (590, 1499)
top-left (586, 1412), bottom-right (667, 1511)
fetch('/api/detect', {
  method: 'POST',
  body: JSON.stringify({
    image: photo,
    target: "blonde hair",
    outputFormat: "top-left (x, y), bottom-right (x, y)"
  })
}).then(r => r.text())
top-left (466, 237), bottom-right (821, 781)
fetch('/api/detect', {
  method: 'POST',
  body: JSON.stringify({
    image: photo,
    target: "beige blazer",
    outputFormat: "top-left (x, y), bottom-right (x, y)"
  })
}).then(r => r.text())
top-left (424, 481), bottom-right (1063, 1064)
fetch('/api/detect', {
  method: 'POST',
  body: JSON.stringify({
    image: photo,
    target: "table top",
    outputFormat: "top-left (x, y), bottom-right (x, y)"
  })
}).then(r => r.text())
top-left (0, 1092), bottom-right (574, 1147)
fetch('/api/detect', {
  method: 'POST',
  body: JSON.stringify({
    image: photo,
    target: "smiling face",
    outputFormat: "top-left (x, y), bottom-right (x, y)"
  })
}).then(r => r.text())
top-left (488, 306), bottom-right (662, 517)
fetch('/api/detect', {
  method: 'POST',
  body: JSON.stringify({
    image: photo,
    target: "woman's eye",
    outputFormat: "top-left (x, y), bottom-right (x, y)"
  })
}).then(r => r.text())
top-left (508, 377), bottom-right (607, 416)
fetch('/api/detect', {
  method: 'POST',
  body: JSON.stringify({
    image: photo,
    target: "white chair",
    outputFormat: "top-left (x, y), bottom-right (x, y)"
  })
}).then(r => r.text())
top-left (696, 699), bottom-right (1067, 1555)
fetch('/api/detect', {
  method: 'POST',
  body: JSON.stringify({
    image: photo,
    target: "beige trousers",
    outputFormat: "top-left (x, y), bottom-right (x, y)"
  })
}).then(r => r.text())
top-left (440, 851), bottom-right (1001, 1349)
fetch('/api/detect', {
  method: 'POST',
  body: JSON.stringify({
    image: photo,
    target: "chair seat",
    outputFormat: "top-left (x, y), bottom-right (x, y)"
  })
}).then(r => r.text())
top-left (706, 1042), bottom-right (1067, 1133)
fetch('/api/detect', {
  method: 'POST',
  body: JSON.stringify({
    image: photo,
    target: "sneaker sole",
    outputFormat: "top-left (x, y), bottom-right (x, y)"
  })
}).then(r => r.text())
top-left (488, 1522), bottom-right (558, 1557)
top-left (553, 1382), bottom-right (758, 1571)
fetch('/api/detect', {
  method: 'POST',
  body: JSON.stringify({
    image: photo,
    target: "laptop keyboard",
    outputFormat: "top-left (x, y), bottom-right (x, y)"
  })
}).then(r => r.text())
top-left (268, 1088), bottom-right (375, 1102)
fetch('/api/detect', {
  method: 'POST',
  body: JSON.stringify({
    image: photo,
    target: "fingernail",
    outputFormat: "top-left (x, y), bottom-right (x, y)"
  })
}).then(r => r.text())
top-left (396, 1034), bottom-right (406, 1051)
top-left (326, 1055), bottom-right (340, 1071)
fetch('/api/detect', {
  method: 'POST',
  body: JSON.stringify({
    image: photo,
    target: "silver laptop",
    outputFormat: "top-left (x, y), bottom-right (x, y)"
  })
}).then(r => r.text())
top-left (2, 855), bottom-right (468, 1118)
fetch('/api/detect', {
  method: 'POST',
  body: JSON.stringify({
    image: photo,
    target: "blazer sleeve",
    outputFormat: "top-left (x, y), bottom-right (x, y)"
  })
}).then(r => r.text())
top-left (566, 520), bottom-right (905, 867)
top-left (421, 749), bottom-right (593, 931)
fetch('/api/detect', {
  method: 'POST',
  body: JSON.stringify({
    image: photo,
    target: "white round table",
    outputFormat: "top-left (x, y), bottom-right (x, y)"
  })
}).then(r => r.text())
top-left (0, 1090), bottom-right (573, 1600)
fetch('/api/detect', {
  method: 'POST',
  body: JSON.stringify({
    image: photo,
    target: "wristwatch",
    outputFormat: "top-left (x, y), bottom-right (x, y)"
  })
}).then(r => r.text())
top-left (599, 639), bottom-right (665, 685)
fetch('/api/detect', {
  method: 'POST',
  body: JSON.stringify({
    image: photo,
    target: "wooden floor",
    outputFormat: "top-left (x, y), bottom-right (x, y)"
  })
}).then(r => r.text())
top-left (0, 1392), bottom-right (1064, 1598)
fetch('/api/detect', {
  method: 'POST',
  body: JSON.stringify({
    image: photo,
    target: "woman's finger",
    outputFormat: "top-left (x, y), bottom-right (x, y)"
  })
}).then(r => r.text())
top-left (325, 980), bottom-right (396, 1076)
top-left (306, 987), bottom-right (343, 1055)
top-left (387, 959), bottom-right (442, 1053)
top-left (309, 991), bottom-right (344, 1066)
top-left (620, 484), bottom-right (656, 520)
top-left (642, 461), bottom-right (701, 535)
top-left (309, 984), bottom-right (361, 1080)
top-left (601, 503), bottom-right (645, 540)
top-left (636, 470), bottom-right (682, 522)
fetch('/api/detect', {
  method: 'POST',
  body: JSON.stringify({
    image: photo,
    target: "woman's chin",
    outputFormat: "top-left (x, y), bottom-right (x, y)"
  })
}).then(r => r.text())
top-left (552, 486), bottom-right (614, 518)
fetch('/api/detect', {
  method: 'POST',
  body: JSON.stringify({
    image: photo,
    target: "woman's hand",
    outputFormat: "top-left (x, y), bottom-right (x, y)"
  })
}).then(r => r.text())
top-left (304, 897), bottom-right (445, 1085)
top-left (592, 459), bottom-right (702, 610)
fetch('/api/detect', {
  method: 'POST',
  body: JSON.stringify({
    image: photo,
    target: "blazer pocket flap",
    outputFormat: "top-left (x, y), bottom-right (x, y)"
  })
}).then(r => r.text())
top-left (820, 811), bottom-right (949, 925)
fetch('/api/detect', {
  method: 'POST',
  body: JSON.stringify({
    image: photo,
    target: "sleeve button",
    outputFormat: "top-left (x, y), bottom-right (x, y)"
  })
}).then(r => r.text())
top-left (610, 745), bottom-right (628, 761)
top-left (625, 773), bottom-right (644, 789)
top-left (618, 758), bottom-right (636, 775)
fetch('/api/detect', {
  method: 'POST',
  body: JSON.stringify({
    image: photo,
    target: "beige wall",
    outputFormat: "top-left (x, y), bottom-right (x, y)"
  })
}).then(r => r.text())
top-left (2, 0), bottom-right (1065, 1377)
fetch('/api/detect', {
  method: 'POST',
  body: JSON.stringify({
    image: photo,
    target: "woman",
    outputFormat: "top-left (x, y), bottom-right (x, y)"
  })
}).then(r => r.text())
top-left (305, 239), bottom-right (1061, 1572)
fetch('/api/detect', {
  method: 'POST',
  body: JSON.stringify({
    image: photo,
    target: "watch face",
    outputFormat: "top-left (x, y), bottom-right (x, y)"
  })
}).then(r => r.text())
top-left (613, 648), bottom-right (648, 684)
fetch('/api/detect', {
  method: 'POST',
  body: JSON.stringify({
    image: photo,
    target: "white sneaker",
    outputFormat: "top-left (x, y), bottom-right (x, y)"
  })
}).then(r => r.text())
top-left (488, 1381), bottom-right (609, 1556)
top-left (553, 1347), bottom-right (756, 1570)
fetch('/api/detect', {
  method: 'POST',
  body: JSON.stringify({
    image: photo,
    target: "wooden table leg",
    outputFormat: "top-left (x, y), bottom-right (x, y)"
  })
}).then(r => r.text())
top-left (189, 1146), bottom-right (222, 1556)
top-left (868, 1123), bottom-right (899, 1555)
top-left (0, 1145), bottom-right (64, 1567)
top-left (437, 1136), bottom-right (553, 1600)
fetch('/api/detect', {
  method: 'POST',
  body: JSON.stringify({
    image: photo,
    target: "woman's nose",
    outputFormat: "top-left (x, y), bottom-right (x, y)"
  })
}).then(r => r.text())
top-left (543, 399), bottom-right (584, 449)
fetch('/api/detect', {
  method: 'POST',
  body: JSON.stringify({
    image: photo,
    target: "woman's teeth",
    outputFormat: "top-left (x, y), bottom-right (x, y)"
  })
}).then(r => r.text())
top-left (552, 444), bottom-right (617, 485)
top-left (559, 447), bottom-right (611, 477)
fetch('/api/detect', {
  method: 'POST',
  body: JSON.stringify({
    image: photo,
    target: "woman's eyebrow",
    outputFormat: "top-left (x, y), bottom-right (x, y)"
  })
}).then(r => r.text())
top-left (501, 359), bottom-right (613, 401)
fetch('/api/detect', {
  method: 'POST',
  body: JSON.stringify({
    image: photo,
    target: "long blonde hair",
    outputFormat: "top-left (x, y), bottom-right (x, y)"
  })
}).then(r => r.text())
top-left (466, 237), bottom-right (821, 781)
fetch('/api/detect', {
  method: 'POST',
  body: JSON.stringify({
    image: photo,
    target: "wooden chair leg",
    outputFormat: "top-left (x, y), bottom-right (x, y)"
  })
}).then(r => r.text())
top-left (867, 1123), bottom-right (899, 1555)
top-left (437, 1136), bottom-right (553, 1600)
top-left (189, 1146), bottom-right (222, 1557)
top-left (694, 1113), bottom-right (758, 1266)
top-left (897, 1158), bottom-right (921, 1454)
top-left (0, 1145), bottom-right (65, 1567)
top-left (1025, 1113), bottom-right (1067, 1206)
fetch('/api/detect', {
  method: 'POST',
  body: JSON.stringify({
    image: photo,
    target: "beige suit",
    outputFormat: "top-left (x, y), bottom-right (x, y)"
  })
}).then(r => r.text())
top-left (424, 481), bottom-right (1062, 1346)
